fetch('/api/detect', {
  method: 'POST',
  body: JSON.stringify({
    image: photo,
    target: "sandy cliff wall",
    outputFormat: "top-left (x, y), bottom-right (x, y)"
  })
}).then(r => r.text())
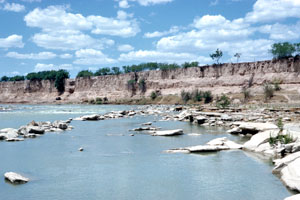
top-left (1, 57), bottom-right (300, 103)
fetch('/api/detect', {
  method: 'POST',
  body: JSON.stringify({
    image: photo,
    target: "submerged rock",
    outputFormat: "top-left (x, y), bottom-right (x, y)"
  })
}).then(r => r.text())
top-left (151, 129), bottom-right (183, 136)
top-left (166, 137), bottom-right (242, 153)
top-left (4, 172), bottom-right (29, 184)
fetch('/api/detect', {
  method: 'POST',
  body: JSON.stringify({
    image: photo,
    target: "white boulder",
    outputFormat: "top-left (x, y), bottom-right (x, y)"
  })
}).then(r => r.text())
top-left (4, 172), bottom-right (29, 184)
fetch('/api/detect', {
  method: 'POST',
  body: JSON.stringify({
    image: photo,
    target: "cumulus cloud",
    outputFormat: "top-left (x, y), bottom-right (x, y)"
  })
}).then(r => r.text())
top-left (144, 26), bottom-right (179, 38)
top-left (118, 44), bottom-right (134, 52)
top-left (258, 22), bottom-right (300, 40)
top-left (0, 35), bottom-right (24, 48)
top-left (60, 53), bottom-right (73, 59)
top-left (245, 0), bottom-right (300, 23)
top-left (21, 0), bottom-right (42, 2)
top-left (25, 5), bottom-right (140, 38)
top-left (116, 0), bottom-right (173, 8)
top-left (74, 49), bottom-right (116, 65)
top-left (34, 63), bottom-right (74, 72)
top-left (3, 3), bottom-right (25, 12)
top-left (119, 50), bottom-right (211, 64)
top-left (6, 51), bottom-right (56, 59)
top-left (32, 31), bottom-right (114, 51)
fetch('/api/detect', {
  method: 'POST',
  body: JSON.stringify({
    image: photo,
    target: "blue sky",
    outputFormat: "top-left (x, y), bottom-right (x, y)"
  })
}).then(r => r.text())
top-left (0, 0), bottom-right (299, 77)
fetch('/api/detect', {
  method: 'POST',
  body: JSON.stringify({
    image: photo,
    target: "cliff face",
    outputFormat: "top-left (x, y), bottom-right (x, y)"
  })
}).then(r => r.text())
top-left (1, 58), bottom-right (300, 103)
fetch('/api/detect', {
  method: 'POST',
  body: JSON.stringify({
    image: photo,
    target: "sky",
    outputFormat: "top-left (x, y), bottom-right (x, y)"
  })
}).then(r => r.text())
top-left (0, 0), bottom-right (300, 77)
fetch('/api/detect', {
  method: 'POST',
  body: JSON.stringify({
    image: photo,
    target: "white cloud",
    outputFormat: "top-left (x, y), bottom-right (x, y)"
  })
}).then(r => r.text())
top-left (34, 63), bottom-right (74, 72)
top-left (118, 44), bottom-right (134, 52)
top-left (74, 49), bottom-right (116, 65)
top-left (6, 51), bottom-right (56, 59)
top-left (0, 35), bottom-right (24, 48)
top-left (245, 0), bottom-right (300, 23)
top-left (259, 22), bottom-right (300, 40)
top-left (24, 5), bottom-right (140, 38)
top-left (210, 0), bottom-right (218, 6)
top-left (119, 50), bottom-right (210, 63)
top-left (119, 0), bottom-right (130, 8)
top-left (3, 3), bottom-right (25, 12)
top-left (88, 13), bottom-right (140, 37)
top-left (21, 0), bottom-right (42, 2)
top-left (60, 53), bottom-right (73, 59)
top-left (144, 26), bottom-right (179, 38)
top-left (156, 15), bottom-right (252, 53)
top-left (32, 31), bottom-right (114, 51)
top-left (24, 6), bottom-right (92, 32)
top-left (116, 0), bottom-right (173, 8)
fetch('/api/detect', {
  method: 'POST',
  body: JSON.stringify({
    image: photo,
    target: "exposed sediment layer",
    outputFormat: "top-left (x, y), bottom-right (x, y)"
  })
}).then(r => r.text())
top-left (1, 57), bottom-right (300, 103)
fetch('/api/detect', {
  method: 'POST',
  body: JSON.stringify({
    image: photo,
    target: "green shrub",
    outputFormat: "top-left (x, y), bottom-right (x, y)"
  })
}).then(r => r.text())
top-left (127, 79), bottom-right (136, 95)
top-left (269, 133), bottom-right (294, 146)
top-left (192, 89), bottom-right (203, 102)
top-left (181, 90), bottom-right (191, 103)
top-left (242, 87), bottom-right (251, 103)
top-left (272, 79), bottom-right (282, 91)
top-left (203, 91), bottom-right (213, 103)
top-left (263, 83), bottom-right (274, 101)
top-left (150, 91), bottom-right (158, 100)
top-left (216, 94), bottom-right (231, 108)
top-left (138, 79), bottom-right (146, 93)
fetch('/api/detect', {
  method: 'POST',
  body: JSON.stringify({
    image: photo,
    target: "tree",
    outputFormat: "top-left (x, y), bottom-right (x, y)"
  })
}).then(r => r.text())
top-left (55, 70), bottom-right (69, 93)
top-left (295, 43), bottom-right (300, 55)
top-left (210, 49), bottom-right (223, 64)
top-left (112, 67), bottom-right (121, 75)
top-left (270, 42), bottom-right (296, 59)
top-left (94, 67), bottom-right (111, 76)
top-left (1, 76), bottom-right (9, 82)
top-left (9, 75), bottom-right (25, 81)
top-left (76, 70), bottom-right (94, 78)
top-left (234, 53), bottom-right (241, 63)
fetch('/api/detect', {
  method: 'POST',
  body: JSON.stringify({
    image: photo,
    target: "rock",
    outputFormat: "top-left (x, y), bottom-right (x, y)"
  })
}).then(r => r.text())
top-left (166, 137), bottom-right (242, 153)
top-left (234, 122), bottom-right (278, 134)
top-left (133, 127), bottom-right (159, 131)
top-left (186, 145), bottom-right (230, 152)
top-left (6, 138), bottom-right (24, 142)
top-left (4, 172), bottom-right (29, 184)
top-left (281, 157), bottom-right (300, 192)
top-left (152, 129), bottom-right (183, 136)
top-left (292, 143), bottom-right (300, 153)
top-left (0, 128), bottom-right (18, 140)
top-left (78, 147), bottom-right (84, 151)
top-left (195, 116), bottom-right (207, 124)
top-left (284, 194), bottom-right (300, 200)
top-left (56, 97), bottom-right (61, 100)
top-left (243, 130), bottom-right (279, 151)
top-left (227, 127), bottom-right (241, 134)
top-left (142, 122), bottom-right (152, 126)
top-left (174, 106), bottom-right (183, 111)
top-left (273, 152), bottom-right (300, 172)
top-left (128, 112), bottom-right (136, 116)
top-left (27, 126), bottom-right (45, 134)
top-left (23, 134), bottom-right (38, 138)
top-left (130, 134), bottom-right (135, 136)
top-left (221, 114), bottom-right (232, 121)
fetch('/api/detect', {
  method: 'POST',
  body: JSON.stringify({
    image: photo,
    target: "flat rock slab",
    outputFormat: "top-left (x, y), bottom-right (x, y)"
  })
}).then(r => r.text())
top-left (284, 194), bottom-right (300, 200)
top-left (281, 157), bottom-right (300, 192)
top-left (152, 129), bottom-right (183, 136)
top-left (4, 172), bottom-right (29, 184)
top-left (243, 130), bottom-right (279, 151)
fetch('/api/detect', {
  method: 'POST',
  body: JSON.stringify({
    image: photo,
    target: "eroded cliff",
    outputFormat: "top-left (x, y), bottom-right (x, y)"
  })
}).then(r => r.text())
top-left (1, 57), bottom-right (300, 104)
